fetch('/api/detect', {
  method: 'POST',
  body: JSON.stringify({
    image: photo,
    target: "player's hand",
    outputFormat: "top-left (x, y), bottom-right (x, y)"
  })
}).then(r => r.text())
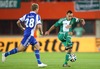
top-left (66, 25), bottom-right (71, 29)
top-left (40, 31), bottom-right (43, 35)
top-left (45, 31), bottom-right (50, 35)
top-left (82, 21), bottom-right (85, 25)
top-left (81, 19), bottom-right (85, 25)
top-left (21, 28), bottom-right (25, 31)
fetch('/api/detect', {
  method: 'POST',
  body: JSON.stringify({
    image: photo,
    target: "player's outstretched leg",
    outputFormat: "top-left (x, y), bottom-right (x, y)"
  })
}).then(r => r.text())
top-left (63, 49), bottom-right (72, 67)
top-left (34, 43), bottom-right (47, 67)
top-left (2, 53), bottom-right (6, 62)
top-left (2, 44), bottom-right (25, 62)
top-left (2, 48), bottom-right (18, 62)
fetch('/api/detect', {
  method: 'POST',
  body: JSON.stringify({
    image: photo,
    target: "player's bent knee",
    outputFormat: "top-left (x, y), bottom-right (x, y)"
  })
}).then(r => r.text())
top-left (68, 48), bottom-right (72, 53)
top-left (65, 46), bottom-right (72, 50)
top-left (34, 47), bottom-right (40, 50)
top-left (17, 44), bottom-right (26, 52)
top-left (34, 43), bottom-right (40, 50)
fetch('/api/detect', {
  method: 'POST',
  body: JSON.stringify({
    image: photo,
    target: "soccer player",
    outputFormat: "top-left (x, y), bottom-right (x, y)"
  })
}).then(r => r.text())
top-left (2, 3), bottom-right (47, 67)
top-left (45, 10), bottom-right (85, 67)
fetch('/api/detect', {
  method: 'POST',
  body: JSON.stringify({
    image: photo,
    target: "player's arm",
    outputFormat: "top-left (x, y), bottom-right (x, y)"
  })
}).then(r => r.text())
top-left (45, 18), bottom-right (62, 35)
top-left (17, 14), bottom-right (26, 31)
top-left (17, 20), bottom-right (25, 31)
top-left (79, 19), bottom-right (85, 25)
top-left (36, 24), bottom-right (43, 35)
top-left (75, 17), bottom-right (85, 25)
top-left (45, 25), bottom-right (56, 35)
top-left (36, 15), bottom-right (43, 35)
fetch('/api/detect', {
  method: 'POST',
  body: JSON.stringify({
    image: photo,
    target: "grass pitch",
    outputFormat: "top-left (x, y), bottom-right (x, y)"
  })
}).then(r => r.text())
top-left (0, 52), bottom-right (100, 69)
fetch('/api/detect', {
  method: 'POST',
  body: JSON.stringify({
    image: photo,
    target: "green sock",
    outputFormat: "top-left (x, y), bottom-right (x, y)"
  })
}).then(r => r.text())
top-left (64, 53), bottom-right (70, 64)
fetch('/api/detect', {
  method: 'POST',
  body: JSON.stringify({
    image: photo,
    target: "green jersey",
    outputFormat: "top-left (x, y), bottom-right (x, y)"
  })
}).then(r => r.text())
top-left (54, 17), bottom-right (79, 33)
top-left (54, 17), bottom-right (80, 47)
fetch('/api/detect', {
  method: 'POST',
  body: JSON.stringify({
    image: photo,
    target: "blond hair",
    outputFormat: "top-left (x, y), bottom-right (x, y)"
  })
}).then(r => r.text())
top-left (31, 3), bottom-right (39, 11)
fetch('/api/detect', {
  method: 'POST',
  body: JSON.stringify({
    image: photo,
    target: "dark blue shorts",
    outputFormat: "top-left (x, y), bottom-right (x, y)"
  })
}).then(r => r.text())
top-left (21, 35), bottom-right (37, 47)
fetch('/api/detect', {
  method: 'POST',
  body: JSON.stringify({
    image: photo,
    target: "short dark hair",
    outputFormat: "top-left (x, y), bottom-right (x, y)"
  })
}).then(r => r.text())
top-left (31, 3), bottom-right (39, 11)
top-left (67, 10), bottom-right (73, 14)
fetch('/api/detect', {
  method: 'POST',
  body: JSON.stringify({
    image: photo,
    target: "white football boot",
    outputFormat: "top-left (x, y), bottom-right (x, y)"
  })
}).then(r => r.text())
top-left (2, 53), bottom-right (6, 62)
top-left (38, 63), bottom-right (47, 67)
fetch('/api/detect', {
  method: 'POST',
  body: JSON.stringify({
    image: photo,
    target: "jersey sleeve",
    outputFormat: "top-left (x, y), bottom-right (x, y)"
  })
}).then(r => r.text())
top-left (36, 15), bottom-right (42, 25)
top-left (74, 17), bottom-right (80, 22)
top-left (19, 14), bottom-right (26, 23)
top-left (54, 19), bottom-right (63, 27)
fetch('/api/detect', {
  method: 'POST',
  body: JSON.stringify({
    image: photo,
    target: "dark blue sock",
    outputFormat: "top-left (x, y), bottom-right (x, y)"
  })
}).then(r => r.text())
top-left (34, 50), bottom-right (42, 64)
top-left (5, 48), bottom-right (18, 57)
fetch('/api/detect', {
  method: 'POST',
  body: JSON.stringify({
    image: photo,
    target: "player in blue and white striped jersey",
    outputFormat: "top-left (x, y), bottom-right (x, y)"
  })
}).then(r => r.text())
top-left (2, 3), bottom-right (47, 67)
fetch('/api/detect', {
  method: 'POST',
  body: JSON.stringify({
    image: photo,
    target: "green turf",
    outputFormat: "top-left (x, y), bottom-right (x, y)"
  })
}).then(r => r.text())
top-left (0, 52), bottom-right (100, 69)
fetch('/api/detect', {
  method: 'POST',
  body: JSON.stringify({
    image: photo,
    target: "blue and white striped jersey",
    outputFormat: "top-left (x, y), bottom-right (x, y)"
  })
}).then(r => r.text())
top-left (19, 11), bottom-right (41, 36)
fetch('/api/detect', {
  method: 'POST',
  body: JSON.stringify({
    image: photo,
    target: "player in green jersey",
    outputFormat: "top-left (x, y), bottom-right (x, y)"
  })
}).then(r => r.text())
top-left (45, 10), bottom-right (85, 67)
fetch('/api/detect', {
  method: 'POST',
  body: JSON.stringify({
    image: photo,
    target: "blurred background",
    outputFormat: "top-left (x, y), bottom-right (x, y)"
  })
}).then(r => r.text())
top-left (0, 0), bottom-right (100, 52)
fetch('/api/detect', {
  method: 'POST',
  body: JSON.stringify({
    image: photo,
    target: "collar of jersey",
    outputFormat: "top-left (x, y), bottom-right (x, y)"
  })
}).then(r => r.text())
top-left (30, 11), bottom-right (36, 13)
top-left (66, 18), bottom-right (71, 21)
